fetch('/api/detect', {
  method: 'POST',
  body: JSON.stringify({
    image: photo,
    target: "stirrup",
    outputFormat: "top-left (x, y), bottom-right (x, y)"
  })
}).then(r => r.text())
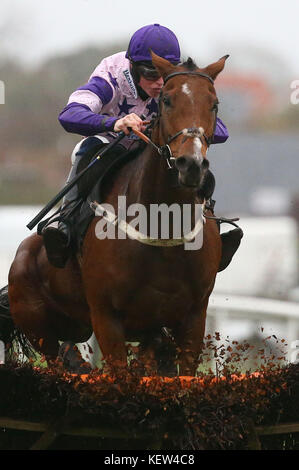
top-left (203, 211), bottom-right (241, 230)
top-left (37, 198), bottom-right (82, 236)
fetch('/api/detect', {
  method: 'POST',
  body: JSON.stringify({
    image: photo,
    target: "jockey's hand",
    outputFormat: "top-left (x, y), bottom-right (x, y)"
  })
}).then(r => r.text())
top-left (114, 113), bottom-right (147, 135)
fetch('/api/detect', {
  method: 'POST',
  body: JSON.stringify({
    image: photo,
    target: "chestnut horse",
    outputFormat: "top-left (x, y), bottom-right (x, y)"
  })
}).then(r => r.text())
top-left (7, 52), bottom-right (227, 376)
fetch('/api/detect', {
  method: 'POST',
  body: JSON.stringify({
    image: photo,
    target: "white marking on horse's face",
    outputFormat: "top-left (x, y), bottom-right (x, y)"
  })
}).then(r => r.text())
top-left (194, 137), bottom-right (203, 162)
top-left (182, 83), bottom-right (192, 98)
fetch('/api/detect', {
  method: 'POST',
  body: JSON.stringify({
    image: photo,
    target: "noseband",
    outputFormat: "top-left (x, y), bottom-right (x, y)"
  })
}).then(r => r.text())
top-left (151, 71), bottom-right (217, 169)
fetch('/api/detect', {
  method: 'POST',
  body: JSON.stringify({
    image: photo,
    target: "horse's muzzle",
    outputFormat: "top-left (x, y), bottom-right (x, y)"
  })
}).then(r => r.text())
top-left (175, 155), bottom-right (207, 188)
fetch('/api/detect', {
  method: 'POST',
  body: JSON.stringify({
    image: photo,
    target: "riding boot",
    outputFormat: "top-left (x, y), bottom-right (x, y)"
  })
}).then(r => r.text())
top-left (218, 228), bottom-right (243, 272)
top-left (42, 198), bottom-right (78, 268)
top-left (42, 142), bottom-right (86, 268)
top-left (42, 136), bottom-right (109, 268)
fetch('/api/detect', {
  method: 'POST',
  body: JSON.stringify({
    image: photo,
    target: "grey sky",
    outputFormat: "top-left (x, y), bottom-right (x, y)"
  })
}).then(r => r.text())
top-left (0, 0), bottom-right (298, 77)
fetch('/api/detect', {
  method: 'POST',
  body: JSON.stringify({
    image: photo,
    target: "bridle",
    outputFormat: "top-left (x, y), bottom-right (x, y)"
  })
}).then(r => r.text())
top-left (149, 70), bottom-right (218, 170)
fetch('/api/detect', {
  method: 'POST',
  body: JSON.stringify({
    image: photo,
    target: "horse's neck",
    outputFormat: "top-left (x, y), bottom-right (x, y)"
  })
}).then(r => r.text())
top-left (131, 147), bottom-right (172, 206)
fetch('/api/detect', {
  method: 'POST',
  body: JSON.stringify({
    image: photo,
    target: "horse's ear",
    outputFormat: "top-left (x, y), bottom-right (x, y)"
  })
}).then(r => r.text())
top-left (204, 55), bottom-right (229, 80)
top-left (150, 50), bottom-right (176, 79)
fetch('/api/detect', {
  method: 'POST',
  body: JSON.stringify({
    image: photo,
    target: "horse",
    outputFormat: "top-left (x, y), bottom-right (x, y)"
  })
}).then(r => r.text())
top-left (5, 52), bottom-right (228, 376)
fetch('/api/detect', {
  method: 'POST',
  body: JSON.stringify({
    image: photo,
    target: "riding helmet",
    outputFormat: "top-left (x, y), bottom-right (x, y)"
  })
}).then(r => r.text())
top-left (126, 24), bottom-right (181, 64)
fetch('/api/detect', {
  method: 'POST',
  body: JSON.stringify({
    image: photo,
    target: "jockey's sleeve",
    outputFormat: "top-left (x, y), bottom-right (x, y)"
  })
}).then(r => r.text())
top-left (212, 117), bottom-right (229, 144)
top-left (58, 76), bottom-right (118, 136)
top-left (58, 102), bottom-right (118, 136)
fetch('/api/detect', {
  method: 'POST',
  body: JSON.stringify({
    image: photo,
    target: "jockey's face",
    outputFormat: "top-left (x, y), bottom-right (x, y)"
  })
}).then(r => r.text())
top-left (139, 75), bottom-right (164, 98)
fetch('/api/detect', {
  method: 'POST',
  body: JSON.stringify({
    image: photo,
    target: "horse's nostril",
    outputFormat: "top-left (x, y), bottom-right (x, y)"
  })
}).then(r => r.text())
top-left (176, 155), bottom-right (202, 188)
top-left (175, 156), bottom-right (190, 171)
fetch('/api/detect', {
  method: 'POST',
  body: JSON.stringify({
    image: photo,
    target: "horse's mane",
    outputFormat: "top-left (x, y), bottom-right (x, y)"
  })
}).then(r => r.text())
top-left (180, 57), bottom-right (198, 71)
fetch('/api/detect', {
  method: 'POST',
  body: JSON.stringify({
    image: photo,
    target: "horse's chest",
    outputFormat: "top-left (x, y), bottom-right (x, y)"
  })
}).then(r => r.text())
top-left (86, 239), bottom-right (212, 327)
top-left (143, 277), bottom-right (193, 306)
top-left (114, 271), bottom-right (202, 330)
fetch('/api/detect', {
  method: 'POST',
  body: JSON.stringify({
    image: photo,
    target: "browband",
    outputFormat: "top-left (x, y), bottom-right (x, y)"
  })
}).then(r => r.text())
top-left (163, 71), bottom-right (214, 86)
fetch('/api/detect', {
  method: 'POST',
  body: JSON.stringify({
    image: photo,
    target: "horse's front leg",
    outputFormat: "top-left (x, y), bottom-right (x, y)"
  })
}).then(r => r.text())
top-left (175, 299), bottom-right (209, 376)
top-left (139, 332), bottom-right (178, 377)
top-left (90, 305), bottom-right (127, 370)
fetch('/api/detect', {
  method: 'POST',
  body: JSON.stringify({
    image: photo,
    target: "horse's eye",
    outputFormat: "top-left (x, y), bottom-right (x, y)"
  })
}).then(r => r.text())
top-left (162, 95), bottom-right (171, 107)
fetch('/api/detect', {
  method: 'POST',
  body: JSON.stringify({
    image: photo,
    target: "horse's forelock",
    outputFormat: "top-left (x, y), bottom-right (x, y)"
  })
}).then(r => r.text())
top-left (181, 57), bottom-right (197, 71)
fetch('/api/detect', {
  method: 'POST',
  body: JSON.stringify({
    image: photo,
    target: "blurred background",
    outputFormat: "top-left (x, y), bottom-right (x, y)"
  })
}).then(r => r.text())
top-left (0, 0), bottom-right (298, 363)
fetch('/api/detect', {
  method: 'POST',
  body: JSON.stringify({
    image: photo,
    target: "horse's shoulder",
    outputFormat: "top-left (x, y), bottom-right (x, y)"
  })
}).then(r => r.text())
top-left (14, 233), bottom-right (42, 258)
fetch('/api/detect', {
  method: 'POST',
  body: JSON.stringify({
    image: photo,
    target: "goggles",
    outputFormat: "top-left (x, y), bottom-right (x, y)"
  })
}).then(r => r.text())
top-left (135, 63), bottom-right (162, 81)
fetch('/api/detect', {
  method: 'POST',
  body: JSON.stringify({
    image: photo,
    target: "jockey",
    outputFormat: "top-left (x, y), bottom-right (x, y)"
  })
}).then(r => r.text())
top-left (42, 24), bottom-right (241, 268)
